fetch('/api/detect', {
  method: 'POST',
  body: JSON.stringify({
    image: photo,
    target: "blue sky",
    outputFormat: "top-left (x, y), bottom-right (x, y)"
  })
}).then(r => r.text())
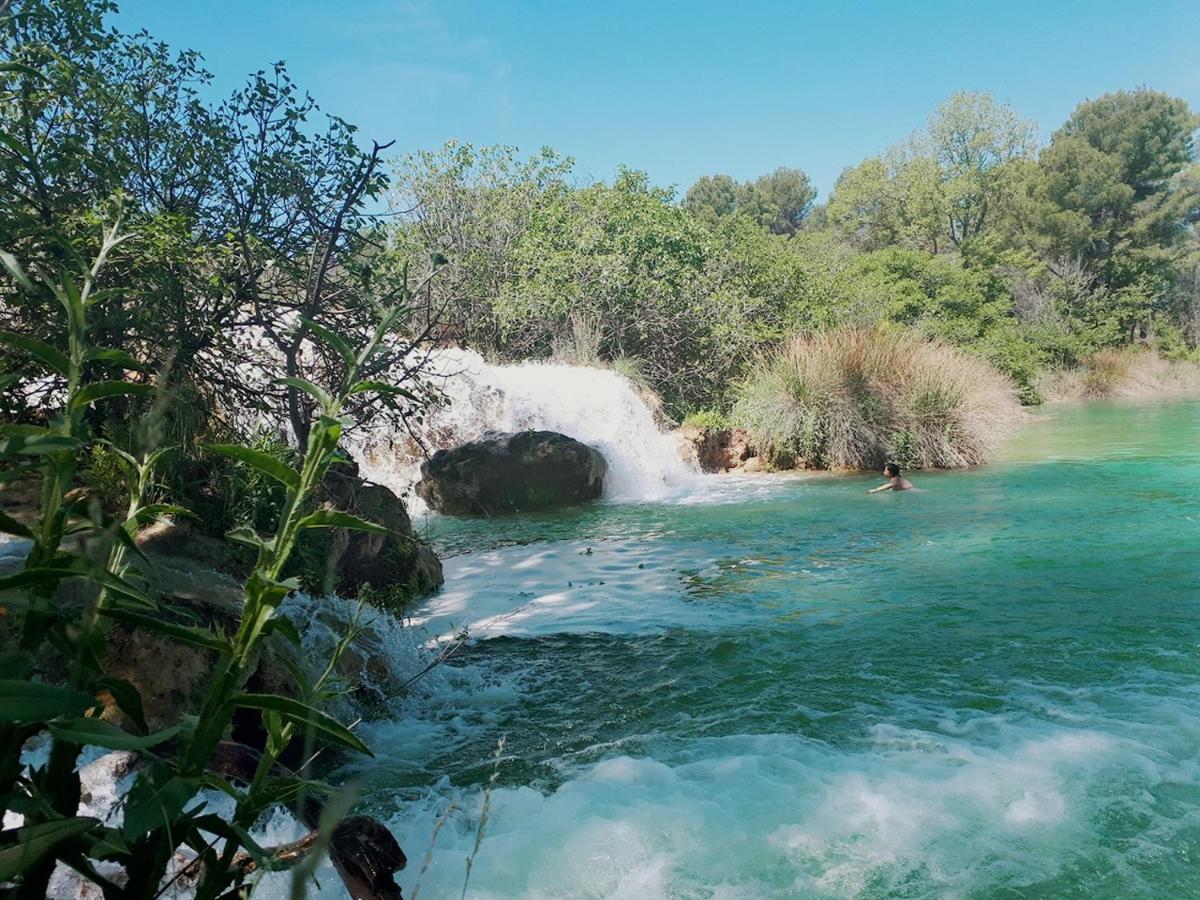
top-left (116, 0), bottom-right (1200, 199)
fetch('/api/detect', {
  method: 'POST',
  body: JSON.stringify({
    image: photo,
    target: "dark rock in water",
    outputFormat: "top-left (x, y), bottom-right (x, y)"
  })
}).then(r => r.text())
top-left (319, 468), bottom-right (444, 611)
top-left (416, 430), bottom-right (607, 515)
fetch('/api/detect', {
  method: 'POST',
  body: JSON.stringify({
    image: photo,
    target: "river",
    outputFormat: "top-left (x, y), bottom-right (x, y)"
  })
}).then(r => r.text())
top-left (263, 398), bottom-right (1200, 898)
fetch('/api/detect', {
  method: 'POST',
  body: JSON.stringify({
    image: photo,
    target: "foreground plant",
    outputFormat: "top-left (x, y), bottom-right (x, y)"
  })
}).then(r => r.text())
top-left (0, 230), bottom-right (434, 897)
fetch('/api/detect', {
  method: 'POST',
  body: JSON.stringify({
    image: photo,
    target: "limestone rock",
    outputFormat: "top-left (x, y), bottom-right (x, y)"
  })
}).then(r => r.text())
top-left (416, 430), bottom-right (607, 515)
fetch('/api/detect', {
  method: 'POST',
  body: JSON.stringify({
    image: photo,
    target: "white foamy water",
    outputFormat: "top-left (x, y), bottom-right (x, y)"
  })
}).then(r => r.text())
top-left (353, 350), bottom-right (701, 512)
top-left (250, 683), bottom-right (1198, 900)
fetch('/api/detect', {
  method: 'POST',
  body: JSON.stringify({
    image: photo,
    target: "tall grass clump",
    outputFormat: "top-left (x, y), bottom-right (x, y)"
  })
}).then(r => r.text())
top-left (1040, 347), bottom-right (1200, 400)
top-left (732, 328), bottom-right (1023, 470)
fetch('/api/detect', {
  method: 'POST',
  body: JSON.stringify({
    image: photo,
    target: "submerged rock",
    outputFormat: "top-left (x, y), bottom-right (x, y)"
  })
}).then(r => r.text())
top-left (416, 430), bottom-right (607, 515)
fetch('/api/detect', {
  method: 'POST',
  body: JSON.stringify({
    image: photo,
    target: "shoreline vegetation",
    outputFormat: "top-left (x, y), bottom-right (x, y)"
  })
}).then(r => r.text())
top-left (1, 0), bottom-right (1199, 896)
top-left (730, 328), bottom-right (1024, 471)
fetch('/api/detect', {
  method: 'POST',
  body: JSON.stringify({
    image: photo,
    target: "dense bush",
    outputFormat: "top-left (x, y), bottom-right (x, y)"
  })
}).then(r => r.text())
top-left (732, 328), bottom-right (1023, 470)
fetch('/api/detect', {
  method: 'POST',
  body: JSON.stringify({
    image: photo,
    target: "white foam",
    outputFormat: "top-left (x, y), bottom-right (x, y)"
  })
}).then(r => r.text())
top-left (352, 350), bottom-right (702, 512)
top-left (251, 716), bottom-right (1179, 899)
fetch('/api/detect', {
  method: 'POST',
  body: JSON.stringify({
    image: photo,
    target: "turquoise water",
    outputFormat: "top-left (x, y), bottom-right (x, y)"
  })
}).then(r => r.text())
top-left (329, 400), bottom-right (1200, 898)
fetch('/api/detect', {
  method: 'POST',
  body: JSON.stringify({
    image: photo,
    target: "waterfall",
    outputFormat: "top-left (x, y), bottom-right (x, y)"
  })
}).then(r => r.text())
top-left (352, 350), bottom-right (701, 511)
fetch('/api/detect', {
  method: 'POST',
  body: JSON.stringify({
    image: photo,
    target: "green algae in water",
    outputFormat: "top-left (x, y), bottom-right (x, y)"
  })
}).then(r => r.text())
top-left (289, 400), bottom-right (1200, 898)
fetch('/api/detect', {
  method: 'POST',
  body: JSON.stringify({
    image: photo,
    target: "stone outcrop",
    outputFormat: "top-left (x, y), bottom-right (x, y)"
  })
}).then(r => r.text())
top-left (677, 425), bottom-right (758, 473)
top-left (416, 430), bottom-right (607, 515)
top-left (319, 465), bottom-right (444, 610)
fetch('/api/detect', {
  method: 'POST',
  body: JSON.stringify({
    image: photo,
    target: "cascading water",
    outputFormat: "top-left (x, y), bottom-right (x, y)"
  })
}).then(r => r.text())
top-left (352, 350), bottom-right (701, 512)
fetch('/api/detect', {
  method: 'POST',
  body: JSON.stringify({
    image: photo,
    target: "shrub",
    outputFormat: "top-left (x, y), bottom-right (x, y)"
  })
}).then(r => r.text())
top-left (1080, 348), bottom-right (1134, 397)
top-left (1040, 347), bottom-right (1200, 400)
top-left (732, 327), bottom-right (1022, 470)
top-left (682, 408), bottom-right (731, 430)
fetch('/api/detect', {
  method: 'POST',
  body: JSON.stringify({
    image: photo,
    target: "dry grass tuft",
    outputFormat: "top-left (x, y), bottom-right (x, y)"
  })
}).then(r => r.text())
top-left (732, 328), bottom-right (1023, 470)
top-left (1040, 348), bottom-right (1200, 401)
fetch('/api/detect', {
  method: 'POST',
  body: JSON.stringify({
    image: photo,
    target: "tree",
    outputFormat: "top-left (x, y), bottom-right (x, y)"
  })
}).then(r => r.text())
top-left (1, 1), bottom-right (445, 451)
top-left (827, 154), bottom-right (945, 252)
top-left (1058, 89), bottom-right (1198, 201)
top-left (682, 173), bottom-right (739, 225)
top-left (1027, 90), bottom-right (1200, 340)
top-left (682, 167), bottom-right (816, 235)
top-left (827, 92), bottom-right (1035, 253)
top-left (920, 91), bottom-right (1037, 246)
top-left (738, 167), bottom-right (817, 235)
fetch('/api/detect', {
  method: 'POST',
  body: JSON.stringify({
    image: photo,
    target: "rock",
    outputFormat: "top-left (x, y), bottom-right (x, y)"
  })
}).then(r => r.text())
top-left (416, 430), bottom-right (607, 515)
top-left (740, 455), bottom-right (765, 473)
top-left (100, 561), bottom-right (266, 731)
top-left (319, 468), bottom-right (444, 612)
top-left (137, 519), bottom-right (251, 578)
top-left (677, 426), bottom-right (757, 473)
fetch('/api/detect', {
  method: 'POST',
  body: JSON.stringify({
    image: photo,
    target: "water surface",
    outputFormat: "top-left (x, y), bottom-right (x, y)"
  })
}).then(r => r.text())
top-left (294, 400), bottom-right (1200, 898)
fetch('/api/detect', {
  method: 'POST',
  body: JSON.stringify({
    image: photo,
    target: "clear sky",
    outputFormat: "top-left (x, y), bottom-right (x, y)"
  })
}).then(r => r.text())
top-left (115, 0), bottom-right (1200, 199)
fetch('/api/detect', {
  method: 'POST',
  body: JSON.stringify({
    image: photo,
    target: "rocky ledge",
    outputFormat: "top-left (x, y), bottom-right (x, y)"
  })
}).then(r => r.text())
top-left (677, 425), bottom-right (763, 473)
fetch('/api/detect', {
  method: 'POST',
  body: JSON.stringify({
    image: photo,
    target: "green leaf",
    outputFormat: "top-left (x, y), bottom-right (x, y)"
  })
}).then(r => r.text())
top-left (0, 131), bottom-right (33, 163)
top-left (126, 503), bottom-right (191, 529)
top-left (69, 380), bottom-right (156, 410)
top-left (0, 651), bottom-right (32, 680)
top-left (0, 61), bottom-right (45, 81)
top-left (0, 251), bottom-right (34, 292)
top-left (349, 379), bottom-right (418, 401)
top-left (0, 816), bottom-right (100, 881)
top-left (0, 510), bottom-right (31, 538)
top-left (121, 764), bottom-right (200, 839)
top-left (96, 676), bottom-right (148, 734)
top-left (0, 679), bottom-right (96, 722)
top-left (298, 316), bottom-right (356, 367)
top-left (86, 348), bottom-right (142, 369)
top-left (0, 566), bottom-right (75, 594)
top-left (190, 815), bottom-right (279, 870)
top-left (0, 331), bottom-right (69, 377)
top-left (98, 608), bottom-right (232, 654)
top-left (0, 434), bottom-right (80, 456)
top-left (297, 509), bottom-right (388, 534)
top-left (205, 444), bottom-right (300, 491)
top-left (265, 616), bottom-right (303, 647)
top-left (48, 718), bottom-right (178, 751)
top-left (226, 525), bottom-right (270, 551)
top-left (232, 693), bottom-right (372, 756)
top-left (0, 560), bottom-right (155, 609)
top-left (89, 827), bottom-right (131, 861)
top-left (274, 376), bottom-right (332, 410)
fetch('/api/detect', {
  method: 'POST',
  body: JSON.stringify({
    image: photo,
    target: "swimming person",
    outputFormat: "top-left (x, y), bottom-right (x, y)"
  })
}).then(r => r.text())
top-left (868, 462), bottom-right (914, 493)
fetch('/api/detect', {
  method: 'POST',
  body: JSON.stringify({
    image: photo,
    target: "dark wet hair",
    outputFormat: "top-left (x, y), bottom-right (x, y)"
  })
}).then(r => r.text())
top-left (884, 462), bottom-right (901, 477)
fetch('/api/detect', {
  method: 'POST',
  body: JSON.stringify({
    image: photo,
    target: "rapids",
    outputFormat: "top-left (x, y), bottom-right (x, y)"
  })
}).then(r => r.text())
top-left (250, 397), bottom-right (1200, 898)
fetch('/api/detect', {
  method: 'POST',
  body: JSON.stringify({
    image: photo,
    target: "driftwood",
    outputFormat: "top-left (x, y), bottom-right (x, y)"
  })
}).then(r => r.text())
top-left (210, 740), bottom-right (407, 899)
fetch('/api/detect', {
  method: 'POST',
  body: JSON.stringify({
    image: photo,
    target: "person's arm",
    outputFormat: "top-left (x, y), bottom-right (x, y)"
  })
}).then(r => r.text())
top-left (867, 482), bottom-right (895, 493)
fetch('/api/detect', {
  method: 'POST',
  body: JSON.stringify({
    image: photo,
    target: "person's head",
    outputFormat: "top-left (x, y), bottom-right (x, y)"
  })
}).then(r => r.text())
top-left (883, 462), bottom-right (901, 478)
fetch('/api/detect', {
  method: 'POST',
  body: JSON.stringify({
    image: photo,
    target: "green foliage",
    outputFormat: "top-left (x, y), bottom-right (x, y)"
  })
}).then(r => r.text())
top-left (685, 167), bottom-right (818, 235)
top-left (0, 232), bottom-right (422, 896)
top-left (682, 408), bottom-right (731, 430)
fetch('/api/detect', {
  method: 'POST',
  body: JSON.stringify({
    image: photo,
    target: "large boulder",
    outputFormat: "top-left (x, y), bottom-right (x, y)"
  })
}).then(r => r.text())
top-left (416, 430), bottom-right (607, 515)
